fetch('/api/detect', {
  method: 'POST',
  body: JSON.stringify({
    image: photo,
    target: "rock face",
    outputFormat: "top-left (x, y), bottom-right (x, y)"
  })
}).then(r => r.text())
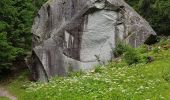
top-left (30, 0), bottom-right (156, 81)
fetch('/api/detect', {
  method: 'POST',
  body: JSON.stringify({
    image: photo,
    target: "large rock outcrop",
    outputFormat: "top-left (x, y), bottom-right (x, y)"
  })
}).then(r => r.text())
top-left (30, 0), bottom-right (156, 81)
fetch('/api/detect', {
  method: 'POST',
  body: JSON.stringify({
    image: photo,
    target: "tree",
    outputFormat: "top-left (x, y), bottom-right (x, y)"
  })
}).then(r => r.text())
top-left (0, 0), bottom-right (47, 74)
top-left (125, 0), bottom-right (170, 36)
top-left (0, 0), bottom-right (18, 72)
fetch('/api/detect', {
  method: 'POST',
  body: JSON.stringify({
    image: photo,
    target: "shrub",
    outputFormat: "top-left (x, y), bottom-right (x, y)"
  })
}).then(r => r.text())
top-left (114, 42), bottom-right (146, 65)
top-left (114, 42), bottom-right (129, 57)
top-left (162, 70), bottom-right (170, 82)
top-left (94, 66), bottom-right (103, 73)
top-left (123, 46), bottom-right (140, 65)
top-left (137, 45), bottom-right (148, 53)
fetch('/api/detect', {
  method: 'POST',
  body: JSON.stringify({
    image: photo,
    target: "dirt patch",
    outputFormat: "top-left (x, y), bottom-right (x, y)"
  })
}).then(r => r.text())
top-left (0, 88), bottom-right (17, 100)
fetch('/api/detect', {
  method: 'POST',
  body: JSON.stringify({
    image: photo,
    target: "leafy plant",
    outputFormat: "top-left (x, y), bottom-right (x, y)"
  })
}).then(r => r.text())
top-left (94, 66), bottom-right (103, 73)
top-left (162, 69), bottom-right (170, 82)
top-left (123, 46), bottom-right (140, 65)
top-left (114, 42), bottom-right (147, 65)
top-left (114, 42), bottom-right (129, 57)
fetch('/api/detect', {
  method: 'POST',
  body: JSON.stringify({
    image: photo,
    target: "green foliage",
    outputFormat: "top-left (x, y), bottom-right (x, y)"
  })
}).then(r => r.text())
top-left (0, 71), bottom-right (31, 100)
top-left (114, 42), bottom-right (147, 65)
top-left (114, 42), bottom-right (129, 57)
top-left (23, 43), bottom-right (170, 100)
top-left (163, 71), bottom-right (170, 82)
top-left (68, 71), bottom-right (85, 77)
top-left (0, 0), bottom-right (47, 73)
top-left (123, 47), bottom-right (140, 65)
top-left (138, 0), bottom-right (152, 16)
top-left (1, 39), bottom-right (170, 100)
top-left (159, 37), bottom-right (170, 45)
top-left (125, 0), bottom-right (170, 35)
top-left (0, 96), bottom-right (10, 100)
top-left (0, 33), bottom-right (21, 71)
top-left (94, 66), bottom-right (103, 73)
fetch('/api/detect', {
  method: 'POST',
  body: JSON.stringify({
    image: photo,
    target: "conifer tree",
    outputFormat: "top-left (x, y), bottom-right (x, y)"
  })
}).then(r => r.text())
top-left (0, 0), bottom-right (46, 73)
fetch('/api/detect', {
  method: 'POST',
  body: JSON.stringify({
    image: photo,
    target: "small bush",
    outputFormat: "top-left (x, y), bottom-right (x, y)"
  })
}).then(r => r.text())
top-left (114, 42), bottom-right (129, 57)
top-left (123, 46), bottom-right (140, 65)
top-left (162, 71), bottom-right (170, 82)
top-left (137, 45), bottom-right (148, 53)
top-left (94, 66), bottom-right (103, 73)
top-left (152, 47), bottom-right (160, 53)
top-left (114, 42), bottom-right (147, 65)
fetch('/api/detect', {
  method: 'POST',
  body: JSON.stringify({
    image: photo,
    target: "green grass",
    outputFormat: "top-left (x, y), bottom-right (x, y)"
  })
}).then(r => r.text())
top-left (0, 96), bottom-right (9, 100)
top-left (1, 39), bottom-right (170, 100)
top-left (0, 71), bottom-right (30, 100)
top-left (23, 39), bottom-right (170, 100)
